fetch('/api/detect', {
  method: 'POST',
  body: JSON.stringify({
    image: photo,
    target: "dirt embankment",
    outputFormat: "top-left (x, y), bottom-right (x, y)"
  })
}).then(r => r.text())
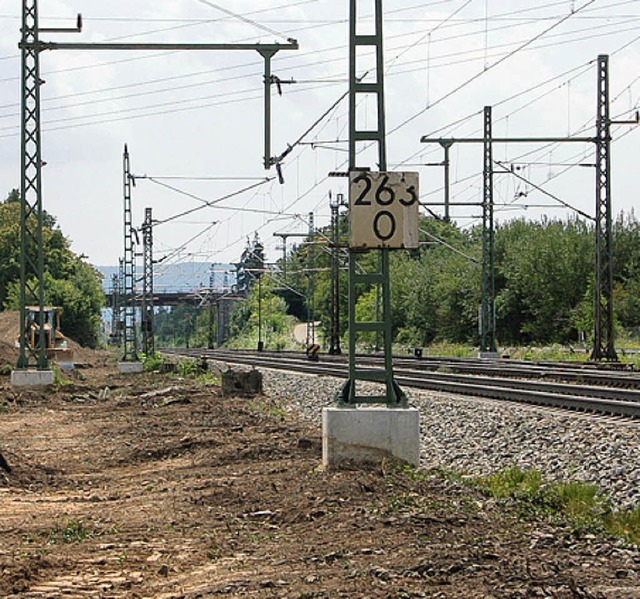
top-left (0, 361), bottom-right (639, 597)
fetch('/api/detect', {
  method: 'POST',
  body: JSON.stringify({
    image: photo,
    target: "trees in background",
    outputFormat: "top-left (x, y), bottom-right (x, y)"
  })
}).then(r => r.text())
top-left (1, 189), bottom-right (104, 347)
top-left (124, 209), bottom-right (640, 352)
top-left (275, 211), bottom-right (640, 349)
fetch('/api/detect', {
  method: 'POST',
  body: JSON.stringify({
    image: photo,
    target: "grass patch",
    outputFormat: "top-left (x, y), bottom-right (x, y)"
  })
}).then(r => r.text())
top-left (476, 465), bottom-right (543, 500)
top-left (549, 481), bottom-right (608, 527)
top-left (247, 399), bottom-right (287, 419)
top-left (142, 351), bottom-right (164, 372)
top-left (174, 357), bottom-right (212, 378)
top-left (177, 358), bottom-right (198, 377)
top-left (51, 366), bottom-right (73, 387)
top-left (473, 466), bottom-right (640, 544)
top-left (605, 505), bottom-right (640, 546)
top-left (47, 519), bottom-right (90, 544)
top-left (474, 466), bottom-right (607, 528)
top-left (42, 518), bottom-right (119, 545)
top-left (416, 341), bottom-right (476, 358)
top-left (196, 371), bottom-right (220, 386)
top-left (605, 504), bottom-right (640, 546)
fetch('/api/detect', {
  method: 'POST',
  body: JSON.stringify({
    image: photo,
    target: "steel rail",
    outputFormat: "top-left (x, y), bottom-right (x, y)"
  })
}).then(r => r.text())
top-left (162, 348), bottom-right (640, 418)
top-left (191, 348), bottom-right (640, 387)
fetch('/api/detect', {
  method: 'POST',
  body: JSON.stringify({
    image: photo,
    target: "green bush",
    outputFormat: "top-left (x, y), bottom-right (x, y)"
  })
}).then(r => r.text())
top-left (142, 352), bottom-right (164, 372)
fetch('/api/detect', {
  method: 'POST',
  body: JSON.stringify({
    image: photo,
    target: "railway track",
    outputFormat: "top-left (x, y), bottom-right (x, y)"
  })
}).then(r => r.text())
top-left (161, 348), bottom-right (640, 419)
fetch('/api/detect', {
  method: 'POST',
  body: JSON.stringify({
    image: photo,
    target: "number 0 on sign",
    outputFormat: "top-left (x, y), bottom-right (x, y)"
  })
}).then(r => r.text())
top-left (349, 171), bottom-right (420, 249)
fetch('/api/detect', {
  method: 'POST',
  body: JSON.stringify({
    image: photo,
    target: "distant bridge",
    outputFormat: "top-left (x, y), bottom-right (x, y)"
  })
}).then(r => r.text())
top-left (104, 288), bottom-right (244, 308)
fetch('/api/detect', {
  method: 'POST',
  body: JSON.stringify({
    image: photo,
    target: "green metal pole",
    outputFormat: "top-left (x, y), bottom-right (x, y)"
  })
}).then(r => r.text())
top-left (259, 49), bottom-right (277, 170)
top-left (122, 145), bottom-right (138, 362)
top-left (340, 0), bottom-right (404, 406)
top-left (306, 212), bottom-right (315, 347)
top-left (591, 55), bottom-right (617, 361)
top-left (18, 0), bottom-right (48, 370)
top-left (208, 264), bottom-right (215, 350)
top-left (480, 106), bottom-right (497, 355)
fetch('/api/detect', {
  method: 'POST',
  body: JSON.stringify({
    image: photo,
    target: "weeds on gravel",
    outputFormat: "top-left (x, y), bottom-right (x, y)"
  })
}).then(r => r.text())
top-left (174, 357), bottom-right (213, 378)
top-left (474, 466), bottom-right (608, 525)
top-left (177, 358), bottom-right (198, 377)
top-left (477, 465), bottom-right (544, 499)
top-left (473, 466), bottom-right (640, 545)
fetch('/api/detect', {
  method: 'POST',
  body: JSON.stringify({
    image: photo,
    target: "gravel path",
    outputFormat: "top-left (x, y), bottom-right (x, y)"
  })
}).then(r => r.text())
top-left (260, 368), bottom-right (640, 510)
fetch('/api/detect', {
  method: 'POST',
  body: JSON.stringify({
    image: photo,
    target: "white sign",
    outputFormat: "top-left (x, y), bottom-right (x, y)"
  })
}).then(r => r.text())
top-left (349, 171), bottom-right (420, 249)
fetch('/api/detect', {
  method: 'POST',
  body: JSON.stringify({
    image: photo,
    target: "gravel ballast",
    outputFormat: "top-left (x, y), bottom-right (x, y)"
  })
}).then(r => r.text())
top-left (260, 368), bottom-right (640, 509)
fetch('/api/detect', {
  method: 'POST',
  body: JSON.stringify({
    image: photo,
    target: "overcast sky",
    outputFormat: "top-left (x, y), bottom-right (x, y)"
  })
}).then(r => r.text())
top-left (0, 0), bottom-right (639, 283)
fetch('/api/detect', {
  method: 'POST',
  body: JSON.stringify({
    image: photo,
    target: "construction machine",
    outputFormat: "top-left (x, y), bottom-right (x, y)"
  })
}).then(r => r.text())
top-left (23, 306), bottom-right (74, 364)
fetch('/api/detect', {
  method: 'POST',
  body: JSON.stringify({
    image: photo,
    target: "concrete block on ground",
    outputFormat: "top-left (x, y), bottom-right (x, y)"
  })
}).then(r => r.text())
top-left (478, 351), bottom-right (500, 359)
top-left (221, 368), bottom-right (263, 397)
top-left (322, 406), bottom-right (420, 468)
top-left (11, 369), bottom-right (55, 387)
top-left (118, 361), bottom-right (144, 374)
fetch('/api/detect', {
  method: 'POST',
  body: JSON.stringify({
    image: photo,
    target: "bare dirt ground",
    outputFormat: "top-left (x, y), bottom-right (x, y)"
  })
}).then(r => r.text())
top-left (0, 324), bottom-right (639, 596)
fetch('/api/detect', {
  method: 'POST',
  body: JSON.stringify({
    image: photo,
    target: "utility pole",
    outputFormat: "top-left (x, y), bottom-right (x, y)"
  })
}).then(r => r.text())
top-left (324, 0), bottom-right (421, 470)
top-left (16, 1), bottom-right (297, 371)
top-left (591, 56), bottom-right (618, 361)
top-left (257, 274), bottom-right (263, 351)
top-left (272, 233), bottom-right (298, 280)
top-left (110, 272), bottom-right (120, 343)
top-left (419, 57), bottom-right (639, 359)
top-left (141, 207), bottom-right (154, 356)
top-left (590, 55), bottom-right (638, 360)
top-left (16, 2), bottom-right (80, 369)
top-left (480, 106), bottom-right (497, 356)
top-left (122, 145), bottom-right (138, 362)
top-left (115, 257), bottom-right (124, 345)
top-left (592, 54), bottom-right (615, 360)
top-left (441, 141), bottom-right (453, 221)
top-left (329, 193), bottom-right (345, 355)
top-left (305, 212), bottom-right (315, 348)
top-left (208, 264), bottom-right (215, 350)
top-left (338, 0), bottom-right (406, 406)
top-left (216, 271), bottom-right (231, 347)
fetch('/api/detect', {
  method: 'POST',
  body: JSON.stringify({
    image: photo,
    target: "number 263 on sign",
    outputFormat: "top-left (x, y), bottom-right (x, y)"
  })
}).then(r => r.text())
top-left (349, 171), bottom-right (420, 249)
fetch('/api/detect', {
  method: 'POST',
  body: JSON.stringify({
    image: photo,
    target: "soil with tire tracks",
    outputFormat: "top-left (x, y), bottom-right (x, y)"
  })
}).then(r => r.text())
top-left (0, 351), bottom-right (639, 598)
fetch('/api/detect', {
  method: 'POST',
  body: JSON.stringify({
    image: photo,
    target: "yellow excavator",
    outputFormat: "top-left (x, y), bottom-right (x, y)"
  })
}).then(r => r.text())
top-left (24, 306), bottom-right (74, 363)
